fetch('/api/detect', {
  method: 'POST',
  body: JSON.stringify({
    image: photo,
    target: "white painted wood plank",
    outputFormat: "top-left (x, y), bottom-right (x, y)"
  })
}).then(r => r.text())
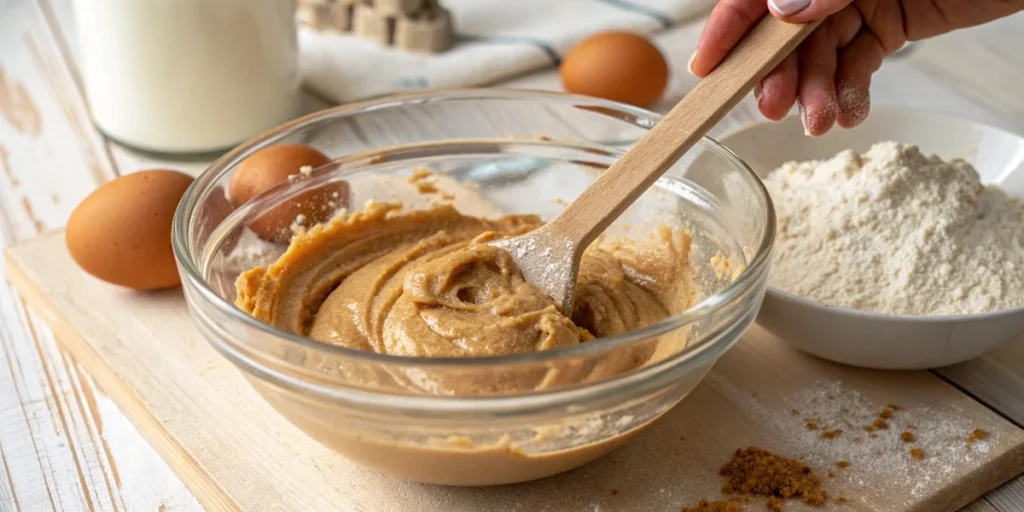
top-left (0, 0), bottom-right (113, 508)
top-left (0, 0), bottom-right (201, 510)
top-left (939, 341), bottom-right (1024, 428)
top-left (0, 3), bottom-right (113, 240)
top-left (961, 498), bottom-right (1001, 512)
top-left (986, 476), bottom-right (1024, 512)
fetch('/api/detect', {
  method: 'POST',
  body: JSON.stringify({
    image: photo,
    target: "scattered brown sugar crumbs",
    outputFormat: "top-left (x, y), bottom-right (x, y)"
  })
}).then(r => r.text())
top-left (804, 420), bottom-right (818, 430)
top-left (835, 460), bottom-right (851, 469)
top-left (820, 429), bottom-right (842, 439)
top-left (610, 488), bottom-right (620, 496)
top-left (826, 471), bottom-right (835, 478)
top-left (720, 447), bottom-right (828, 507)
top-left (966, 429), bottom-right (988, 443)
top-left (766, 497), bottom-right (783, 511)
top-left (901, 431), bottom-right (916, 443)
top-left (682, 499), bottom-right (744, 512)
top-left (835, 496), bottom-right (850, 504)
top-left (909, 448), bottom-right (925, 460)
top-left (872, 418), bottom-right (889, 430)
top-left (878, 406), bottom-right (894, 419)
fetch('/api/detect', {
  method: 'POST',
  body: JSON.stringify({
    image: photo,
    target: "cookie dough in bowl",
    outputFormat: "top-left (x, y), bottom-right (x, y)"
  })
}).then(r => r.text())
top-left (235, 201), bottom-right (696, 395)
top-left (172, 90), bottom-right (773, 485)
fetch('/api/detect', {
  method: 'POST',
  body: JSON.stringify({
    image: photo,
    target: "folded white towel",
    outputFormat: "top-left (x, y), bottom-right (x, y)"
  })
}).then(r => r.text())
top-left (299, 0), bottom-right (715, 103)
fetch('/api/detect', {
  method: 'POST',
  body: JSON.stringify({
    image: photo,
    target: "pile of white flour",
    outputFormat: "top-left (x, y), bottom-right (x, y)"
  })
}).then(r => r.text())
top-left (764, 141), bottom-right (1024, 316)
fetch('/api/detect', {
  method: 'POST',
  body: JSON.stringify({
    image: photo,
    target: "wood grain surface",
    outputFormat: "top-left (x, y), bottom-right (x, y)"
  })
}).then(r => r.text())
top-left (1, 0), bottom-right (1024, 509)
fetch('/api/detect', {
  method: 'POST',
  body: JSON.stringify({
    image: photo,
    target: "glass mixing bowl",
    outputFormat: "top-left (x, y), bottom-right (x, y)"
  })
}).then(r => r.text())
top-left (172, 89), bottom-right (774, 486)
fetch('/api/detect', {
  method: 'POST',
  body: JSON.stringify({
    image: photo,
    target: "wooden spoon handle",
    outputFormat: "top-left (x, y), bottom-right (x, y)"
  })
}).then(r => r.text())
top-left (550, 15), bottom-right (822, 248)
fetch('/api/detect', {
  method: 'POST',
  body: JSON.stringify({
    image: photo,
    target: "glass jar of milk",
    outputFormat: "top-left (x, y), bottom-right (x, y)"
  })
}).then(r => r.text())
top-left (72, 0), bottom-right (301, 155)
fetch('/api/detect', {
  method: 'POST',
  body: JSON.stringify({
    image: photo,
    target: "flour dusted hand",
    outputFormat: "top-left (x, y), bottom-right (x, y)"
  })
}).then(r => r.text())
top-left (765, 142), bottom-right (1024, 316)
top-left (690, 0), bottom-right (1024, 135)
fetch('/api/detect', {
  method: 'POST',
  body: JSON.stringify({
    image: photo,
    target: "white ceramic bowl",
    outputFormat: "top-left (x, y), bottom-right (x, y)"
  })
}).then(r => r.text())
top-left (718, 107), bottom-right (1024, 370)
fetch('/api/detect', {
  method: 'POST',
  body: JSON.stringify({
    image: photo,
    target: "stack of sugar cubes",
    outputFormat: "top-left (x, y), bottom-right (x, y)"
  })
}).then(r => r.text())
top-left (303, 0), bottom-right (454, 53)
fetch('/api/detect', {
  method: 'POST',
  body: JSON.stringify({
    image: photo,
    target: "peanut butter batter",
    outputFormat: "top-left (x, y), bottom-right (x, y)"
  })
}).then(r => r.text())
top-left (236, 202), bottom-right (694, 389)
top-left (233, 200), bottom-right (698, 484)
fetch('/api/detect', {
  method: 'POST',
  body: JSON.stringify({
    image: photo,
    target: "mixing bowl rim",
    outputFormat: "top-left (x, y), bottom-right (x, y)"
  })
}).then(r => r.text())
top-left (172, 88), bottom-right (776, 369)
top-left (766, 286), bottom-right (1024, 322)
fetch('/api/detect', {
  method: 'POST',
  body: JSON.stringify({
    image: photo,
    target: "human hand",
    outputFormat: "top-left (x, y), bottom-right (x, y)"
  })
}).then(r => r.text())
top-left (690, 0), bottom-right (1024, 135)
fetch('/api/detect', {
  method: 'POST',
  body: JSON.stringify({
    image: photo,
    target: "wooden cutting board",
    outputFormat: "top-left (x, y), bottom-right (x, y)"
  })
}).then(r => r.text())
top-left (6, 230), bottom-right (1024, 512)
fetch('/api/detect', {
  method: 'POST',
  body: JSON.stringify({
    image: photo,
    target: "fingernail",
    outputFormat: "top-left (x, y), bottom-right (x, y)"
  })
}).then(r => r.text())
top-left (753, 84), bottom-right (764, 104)
top-left (687, 51), bottom-right (697, 76)
top-left (769, 0), bottom-right (811, 16)
top-left (799, 102), bottom-right (814, 137)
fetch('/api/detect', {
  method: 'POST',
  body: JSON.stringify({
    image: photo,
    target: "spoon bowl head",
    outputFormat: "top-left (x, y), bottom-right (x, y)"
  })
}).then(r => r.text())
top-left (489, 227), bottom-right (580, 317)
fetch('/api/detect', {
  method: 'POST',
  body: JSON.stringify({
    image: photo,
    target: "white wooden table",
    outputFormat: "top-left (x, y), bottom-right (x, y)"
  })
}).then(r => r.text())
top-left (1, 0), bottom-right (1023, 510)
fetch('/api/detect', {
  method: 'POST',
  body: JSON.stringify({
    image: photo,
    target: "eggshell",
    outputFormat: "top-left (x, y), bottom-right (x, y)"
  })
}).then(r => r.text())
top-left (560, 31), bottom-right (669, 108)
top-left (66, 170), bottom-right (195, 290)
top-left (228, 144), bottom-right (349, 244)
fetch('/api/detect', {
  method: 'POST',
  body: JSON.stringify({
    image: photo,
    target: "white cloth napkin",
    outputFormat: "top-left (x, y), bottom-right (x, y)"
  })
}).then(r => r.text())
top-left (299, 0), bottom-right (716, 103)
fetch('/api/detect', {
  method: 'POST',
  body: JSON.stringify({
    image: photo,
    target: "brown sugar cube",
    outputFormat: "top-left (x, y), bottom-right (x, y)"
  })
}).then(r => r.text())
top-left (303, 0), bottom-right (337, 30)
top-left (303, 0), bottom-right (357, 31)
top-left (329, 1), bottom-right (355, 31)
top-left (394, 7), bottom-right (453, 53)
top-left (374, 0), bottom-right (427, 16)
top-left (353, 3), bottom-right (395, 45)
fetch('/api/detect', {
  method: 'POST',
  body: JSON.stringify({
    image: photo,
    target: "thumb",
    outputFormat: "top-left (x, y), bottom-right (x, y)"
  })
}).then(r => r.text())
top-left (768, 0), bottom-right (852, 22)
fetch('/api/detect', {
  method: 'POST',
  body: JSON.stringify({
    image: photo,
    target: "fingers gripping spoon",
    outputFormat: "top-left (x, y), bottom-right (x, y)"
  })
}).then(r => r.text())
top-left (490, 15), bottom-right (822, 316)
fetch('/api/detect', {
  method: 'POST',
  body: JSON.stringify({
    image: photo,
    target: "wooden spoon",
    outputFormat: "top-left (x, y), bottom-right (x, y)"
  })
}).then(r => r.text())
top-left (490, 15), bottom-right (822, 316)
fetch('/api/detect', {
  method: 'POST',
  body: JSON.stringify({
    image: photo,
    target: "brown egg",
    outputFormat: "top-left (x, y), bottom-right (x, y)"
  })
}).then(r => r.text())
top-left (560, 31), bottom-right (669, 108)
top-left (228, 144), bottom-right (348, 244)
top-left (66, 169), bottom-right (195, 290)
